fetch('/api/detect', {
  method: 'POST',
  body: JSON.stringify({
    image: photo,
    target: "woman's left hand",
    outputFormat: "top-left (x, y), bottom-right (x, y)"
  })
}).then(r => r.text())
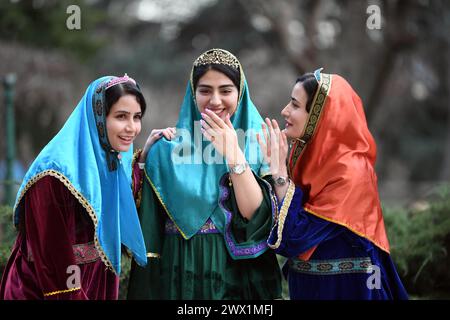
top-left (200, 109), bottom-right (243, 165)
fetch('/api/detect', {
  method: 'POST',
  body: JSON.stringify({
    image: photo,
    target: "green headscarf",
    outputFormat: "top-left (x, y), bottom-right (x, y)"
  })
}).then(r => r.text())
top-left (145, 49), bottom-right (269, 239)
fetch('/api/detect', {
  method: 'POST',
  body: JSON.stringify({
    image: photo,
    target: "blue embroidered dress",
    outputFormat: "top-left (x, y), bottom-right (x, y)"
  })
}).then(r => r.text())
top-left (267, 71), bottom-right (408, 300)
top-left (269, 180), bottom-right (408, 300)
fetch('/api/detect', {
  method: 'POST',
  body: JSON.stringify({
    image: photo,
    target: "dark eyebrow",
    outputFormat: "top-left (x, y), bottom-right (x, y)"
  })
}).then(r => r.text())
top-left (291, 97), bottom-right (298, 102)
top-left (197, 84), bottom-right (235, 89)
top-left (114, 110), bottom-right (142, 115)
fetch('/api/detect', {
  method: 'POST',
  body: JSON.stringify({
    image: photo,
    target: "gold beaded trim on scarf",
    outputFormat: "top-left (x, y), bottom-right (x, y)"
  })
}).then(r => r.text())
top-left (268, 180), bottom-right (295, 250)
top-left (14, 169), bottom-right (115, 274)
top-left (289, 73), bottom-right (332, 176)
top-left (43, 287), bottom-right (81, 297)
top-left (143, 168), bottom-right (190, 240)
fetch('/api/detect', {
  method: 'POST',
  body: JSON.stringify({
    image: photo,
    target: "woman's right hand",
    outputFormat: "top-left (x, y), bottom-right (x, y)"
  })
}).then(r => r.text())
top-left (139, 127), bottom-right (176, 163)
top-left (256, 118), bottom-right (288, 177)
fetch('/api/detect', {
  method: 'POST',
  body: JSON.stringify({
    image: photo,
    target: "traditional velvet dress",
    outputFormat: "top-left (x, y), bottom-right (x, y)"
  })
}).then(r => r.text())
top-left (0, 177), bottom-right (118, 299)
top-left (127, 49), bottom-right (282, 300)
top-left (0, 76), bottom-right (147, 300)
top-left (268, 71), bottom-right (408, 300)
top-left (269, 186), bottom-right (408, 300)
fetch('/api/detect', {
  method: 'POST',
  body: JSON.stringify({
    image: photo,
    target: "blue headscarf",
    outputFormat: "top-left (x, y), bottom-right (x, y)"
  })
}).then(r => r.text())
top-left (145, 49), bottom-right (270, 239)
top-left (13, 76), bottom-right (147, 275)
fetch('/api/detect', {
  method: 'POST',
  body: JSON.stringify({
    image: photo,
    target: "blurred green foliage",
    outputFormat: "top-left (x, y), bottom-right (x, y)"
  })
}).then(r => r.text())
top-left (0, 205), bottom-right (15, 275)
top-left (1, 184), bottom-right (450, 298)
top-left (0, 0), bottom-right (108, 61)
top-left (384, 184), bottom-right (450, 298)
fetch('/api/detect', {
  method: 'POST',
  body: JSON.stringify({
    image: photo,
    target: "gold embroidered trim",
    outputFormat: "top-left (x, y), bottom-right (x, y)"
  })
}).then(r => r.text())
top-left (14, 170), bottom-right (115, 274)
top-left (131, 148), bottom-right (140, 194)
top-left (146, 252), bottom-right (161, 259)
top-left (43, 287), bottom-right (81, 297)
top-left (268, 180), bottom-right (295, 249)
top-left (289, 73), bottom-right (332, 176)
top-left (303, 207), bottom-right (390, 253)
top-left (143, 169), bottom-right (189, 240)
top-left (132, 149), bottom-right (144, 209)
top-left (132, 149), bottom-right (142, 174)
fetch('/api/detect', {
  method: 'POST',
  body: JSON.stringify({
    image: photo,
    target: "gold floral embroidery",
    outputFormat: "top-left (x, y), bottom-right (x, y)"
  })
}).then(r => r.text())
top-left (289, 73), bottom-right (332, 175)
top-left (268, 180), bottom-right (295, 249)
top-left (14, 170), bottom-right (115, 274)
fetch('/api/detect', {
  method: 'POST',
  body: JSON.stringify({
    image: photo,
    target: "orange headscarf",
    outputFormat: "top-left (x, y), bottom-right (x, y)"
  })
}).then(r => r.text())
top-left (289, 73), bottom-right (390, 255)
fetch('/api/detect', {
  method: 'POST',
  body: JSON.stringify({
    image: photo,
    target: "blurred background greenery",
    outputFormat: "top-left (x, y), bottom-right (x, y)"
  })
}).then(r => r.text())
top-left (1, 0), bottom-right (449, 299)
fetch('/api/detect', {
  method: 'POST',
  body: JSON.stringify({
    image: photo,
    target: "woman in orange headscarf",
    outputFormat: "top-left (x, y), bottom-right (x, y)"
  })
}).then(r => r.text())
top-left (258, 69), bottom-right (408, 300)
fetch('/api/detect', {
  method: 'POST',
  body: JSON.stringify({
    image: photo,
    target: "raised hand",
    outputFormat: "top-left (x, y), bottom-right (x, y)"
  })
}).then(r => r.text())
top-left (256, 118), bottom-right (288, 177)
top-left (139, 127), bottom-right (176, 162)
top-left (200, 108), bottom-right (244, 166)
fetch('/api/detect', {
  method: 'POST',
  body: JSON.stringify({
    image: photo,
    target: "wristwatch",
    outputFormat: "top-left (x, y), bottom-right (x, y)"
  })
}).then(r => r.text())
top-left (274, 176), bottom-right (288, 186)
top-left (229, 163), bottom-right (248, 175)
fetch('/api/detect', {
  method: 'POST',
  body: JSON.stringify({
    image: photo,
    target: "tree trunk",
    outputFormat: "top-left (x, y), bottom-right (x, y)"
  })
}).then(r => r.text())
top-left (441, 37), bottom-right (450, 181)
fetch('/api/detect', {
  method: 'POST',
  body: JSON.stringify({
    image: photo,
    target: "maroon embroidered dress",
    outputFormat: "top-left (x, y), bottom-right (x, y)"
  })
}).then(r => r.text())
top-left (1, 76), bottom-right (148, 300)
top-left (0, 176), bottom-right (119, 300)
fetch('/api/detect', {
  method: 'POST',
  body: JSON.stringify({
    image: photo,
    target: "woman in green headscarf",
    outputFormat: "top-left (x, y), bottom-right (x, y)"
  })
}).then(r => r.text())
top-left (127, 49), bottom-right (282, 299)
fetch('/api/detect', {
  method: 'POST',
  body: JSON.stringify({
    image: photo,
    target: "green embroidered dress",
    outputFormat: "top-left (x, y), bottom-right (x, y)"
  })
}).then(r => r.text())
top-left (127, 173), bottom-right (281, 299)
top-left (127, 49), bottom-right (282, 300)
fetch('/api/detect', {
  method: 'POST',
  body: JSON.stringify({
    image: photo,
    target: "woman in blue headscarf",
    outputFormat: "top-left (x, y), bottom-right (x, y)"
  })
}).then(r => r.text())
top-left (0, 75), bottom-right (148, 300)
top-left (127, 49), bottom-right (282, 299)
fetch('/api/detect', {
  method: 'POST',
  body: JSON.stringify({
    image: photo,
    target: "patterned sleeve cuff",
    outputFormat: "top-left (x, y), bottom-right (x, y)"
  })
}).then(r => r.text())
top-left (268, 180), bottom-right (295, 249)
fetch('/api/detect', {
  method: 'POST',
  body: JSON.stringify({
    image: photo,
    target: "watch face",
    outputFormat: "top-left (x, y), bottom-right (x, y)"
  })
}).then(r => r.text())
top-left (230, 163), bottom-right (246, 175)
top-left (275, 176), bottom-right (287, 185)
top-left (234, 164), bottom-right (245, 174)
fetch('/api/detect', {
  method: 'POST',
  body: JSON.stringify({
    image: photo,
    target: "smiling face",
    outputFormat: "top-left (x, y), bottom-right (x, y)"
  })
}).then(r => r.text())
top-left (195, 69), bottom-right (239, 121)
top-left (106, 94), bottom-right (142, 152)
top-left (281, 82), bottom-right (310, 139)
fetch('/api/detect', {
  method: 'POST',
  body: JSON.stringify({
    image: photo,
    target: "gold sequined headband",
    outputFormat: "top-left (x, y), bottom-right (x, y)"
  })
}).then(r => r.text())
top-left (193, 48), bottom-right (240, 70)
